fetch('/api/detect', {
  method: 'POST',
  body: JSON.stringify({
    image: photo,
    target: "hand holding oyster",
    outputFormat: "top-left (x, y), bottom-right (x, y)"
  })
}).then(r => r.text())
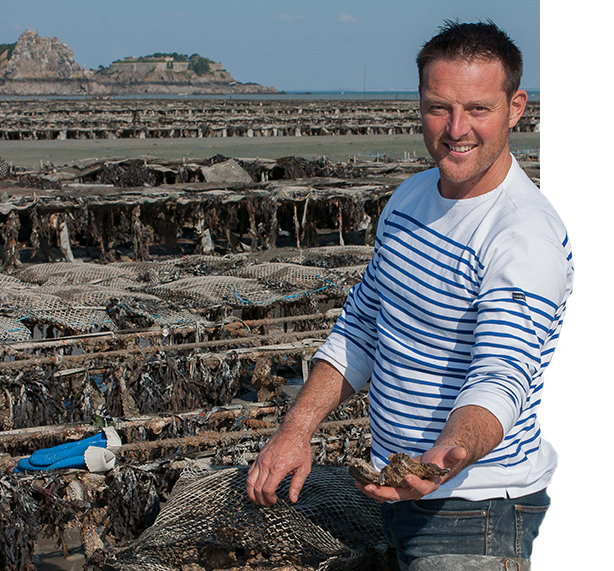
top-left (349, 452), bottom-right (449, 488)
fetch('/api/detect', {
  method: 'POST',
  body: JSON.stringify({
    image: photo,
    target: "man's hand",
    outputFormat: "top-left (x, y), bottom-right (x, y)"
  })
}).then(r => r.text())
top-left (245, 360), bottom-right (355, 507)
top-left (355, 445), bottom-right (467, 503)
top-left (246, 428), bottom-right (313, 507)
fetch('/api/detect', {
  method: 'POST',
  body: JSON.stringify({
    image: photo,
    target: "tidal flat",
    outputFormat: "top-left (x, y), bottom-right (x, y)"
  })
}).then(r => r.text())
top-left (0, 132), bottom-right (539, 170)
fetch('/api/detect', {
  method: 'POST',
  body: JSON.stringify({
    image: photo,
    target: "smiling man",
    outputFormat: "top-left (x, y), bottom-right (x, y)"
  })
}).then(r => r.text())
top-left (420, 57), bottom-right (527, 200)
top-left (247, 21), bottom-right (573, 571)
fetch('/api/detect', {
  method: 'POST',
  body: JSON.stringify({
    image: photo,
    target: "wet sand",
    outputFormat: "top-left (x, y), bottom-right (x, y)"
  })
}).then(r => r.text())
top-left (0, 133), bottom-right (539, 170)
top-left (36, 531), bottom-right (85, 571)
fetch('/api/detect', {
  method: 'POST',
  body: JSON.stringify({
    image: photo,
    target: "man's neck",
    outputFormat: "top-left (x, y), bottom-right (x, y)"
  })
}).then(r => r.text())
top-left (438, 152), bottom-right (513, 200)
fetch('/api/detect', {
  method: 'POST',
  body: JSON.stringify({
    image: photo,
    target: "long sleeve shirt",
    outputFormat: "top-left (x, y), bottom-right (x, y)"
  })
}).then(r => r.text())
top-left (314, 156), bottom-right (574, 500)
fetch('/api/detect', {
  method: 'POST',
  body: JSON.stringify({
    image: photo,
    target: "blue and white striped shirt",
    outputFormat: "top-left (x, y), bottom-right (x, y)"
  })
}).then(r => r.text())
top-left (315, 156), bottom-right (574, 500)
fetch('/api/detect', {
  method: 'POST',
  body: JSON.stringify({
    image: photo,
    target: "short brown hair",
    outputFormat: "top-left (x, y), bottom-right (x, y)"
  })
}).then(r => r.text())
top-left (417, 20), bottom-right (523, 100)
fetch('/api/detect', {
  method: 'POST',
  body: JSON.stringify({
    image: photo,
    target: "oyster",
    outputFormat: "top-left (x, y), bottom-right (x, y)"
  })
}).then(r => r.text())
top-left (349, 453), bottom-right (449, 488)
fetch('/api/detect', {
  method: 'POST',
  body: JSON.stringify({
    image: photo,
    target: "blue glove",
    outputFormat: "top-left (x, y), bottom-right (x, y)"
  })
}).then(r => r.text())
top-left (28, 431), bottom-right (107, 467)
top-left (16, 446), bottom-right (117, 472)
top-left (15, 427), bottom-right (121, 473)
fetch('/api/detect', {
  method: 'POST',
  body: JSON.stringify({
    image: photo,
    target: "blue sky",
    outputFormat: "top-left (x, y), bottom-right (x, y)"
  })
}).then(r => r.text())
top-left (1, 0), bottom-right (539, 91)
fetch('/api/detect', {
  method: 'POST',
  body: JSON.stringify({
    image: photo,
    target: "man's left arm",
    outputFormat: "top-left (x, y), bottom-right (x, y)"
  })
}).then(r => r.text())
top-left (356, 404), bottom-right (502, 502)
top-left (357, 233), bottom-right (573, 503)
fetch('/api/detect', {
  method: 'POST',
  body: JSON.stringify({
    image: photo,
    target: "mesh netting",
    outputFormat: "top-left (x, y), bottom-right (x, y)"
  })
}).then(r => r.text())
top-left (145, 275), bottom-right (273, 307)
top-left (107, 464), bottom-right (614, 571)
top-left (40, 285), bottom-right (209, 329)
top-left (0, 317), bottom-right (32, 342)
top-left (108, 464), bottom-right (387, 571)
top-left (43, 285), bottom-right (161, 306)
top-left (0, 246), bottom-right (368, 338)
top-left (330, 265), bottom-right (369, 282)
top-left (17, 262), bottom-right (139, 287)
top-left (227, 262), bottom-right (326, 286)
top-left (231, 246), bottom-right (375, 267)
top-left (0, 273), bottom-right (29, 288)
top-left (145, 273), bottom-right (331, 308)
top-left (569, 227), bottom-right (614, 244)
top-left (0, 287), bottom-right (116, 333)
top-left (110, 260), bottom-right (185, 271)
top-left (297, 245), bottom-right (375, 263)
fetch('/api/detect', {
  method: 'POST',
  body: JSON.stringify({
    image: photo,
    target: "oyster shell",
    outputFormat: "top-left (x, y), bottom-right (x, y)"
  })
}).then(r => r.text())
top-left (349, 453), bottom-right (449, 488)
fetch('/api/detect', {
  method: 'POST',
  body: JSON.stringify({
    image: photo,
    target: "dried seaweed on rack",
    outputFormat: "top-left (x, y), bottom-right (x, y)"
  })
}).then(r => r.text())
top-left (103, 351), bottom-right (243, 417)
top-left (103, 465), bottom-right (164, 543)
top-left (67, 372), bottom-right (106, 424)
top-left (35, 477), bottom-right (84, 557)
top-left (325, 390), bottom-right (369, 421)
top-left (17, 174), bottom-right (62, 191)
top-left (1, 368), bottom-right (66, 430)
top-left (97, 162), bottom-right (158, 188)
top-left (0, 473), bottom-right (40, 571)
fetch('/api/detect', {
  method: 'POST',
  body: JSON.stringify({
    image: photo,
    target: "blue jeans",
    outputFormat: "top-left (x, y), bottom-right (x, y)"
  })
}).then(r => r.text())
top-left (381, 489), bottom-right (550, 568)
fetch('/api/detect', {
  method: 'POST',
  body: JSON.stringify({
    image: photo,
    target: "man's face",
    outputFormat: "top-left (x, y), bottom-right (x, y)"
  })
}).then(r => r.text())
top-left (420, 58), bottom-right (527, 199)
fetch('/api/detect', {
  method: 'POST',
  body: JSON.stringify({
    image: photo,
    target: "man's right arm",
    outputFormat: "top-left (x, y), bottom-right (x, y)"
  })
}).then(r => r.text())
top-left (245, 259), bottom-right (383, 507)
top-left (246, 191), bottom-right (400, 506)
top-left (246, 359), bottom-right (354, 506)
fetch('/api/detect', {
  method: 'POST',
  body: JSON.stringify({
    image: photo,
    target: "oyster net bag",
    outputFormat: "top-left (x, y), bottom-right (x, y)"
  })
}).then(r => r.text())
top-left (0, 272), bottom-right (29, 288)
top-left (0, 287), bottom-right (116, 333)
top-left (109, 465), bottom-right (386, 571)
top-left (40, 285), bottom-right (209, 329)
top-left (145, 272), bottom-right (339, 308)
top-left (17, 262), bottom-right (139, 288)
top-left (226, 262), bottom-right (326, 286)
top-left (108, 464), bottom-right (388, 571)
top-left (0, 316), bottom-right (31, 342)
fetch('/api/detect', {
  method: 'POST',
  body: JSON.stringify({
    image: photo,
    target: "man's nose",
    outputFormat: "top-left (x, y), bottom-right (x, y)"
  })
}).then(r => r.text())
top-left (447, 108), bottom-right (471, 140)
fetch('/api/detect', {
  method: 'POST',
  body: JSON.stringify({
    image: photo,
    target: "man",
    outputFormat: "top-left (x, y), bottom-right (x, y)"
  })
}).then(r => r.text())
top-left (247, 21), bottom-right (573, 571)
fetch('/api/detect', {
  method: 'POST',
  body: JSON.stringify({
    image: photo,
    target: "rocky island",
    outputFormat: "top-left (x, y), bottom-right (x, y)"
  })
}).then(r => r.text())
top-left (0, 30), bottom-right (277, 96)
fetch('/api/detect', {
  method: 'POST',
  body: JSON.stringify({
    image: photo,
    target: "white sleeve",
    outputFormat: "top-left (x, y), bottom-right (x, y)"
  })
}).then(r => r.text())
top-left (453, 235), bottom-right (573, 434)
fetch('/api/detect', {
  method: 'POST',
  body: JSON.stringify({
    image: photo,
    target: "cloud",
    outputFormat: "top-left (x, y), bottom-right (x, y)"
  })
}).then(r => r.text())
top-left (338, 14), bottom-right (356, 23)
top-left (278, 14), bottom-right (305, 22)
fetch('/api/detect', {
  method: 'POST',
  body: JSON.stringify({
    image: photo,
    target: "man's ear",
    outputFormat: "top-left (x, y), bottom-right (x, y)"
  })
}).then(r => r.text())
top-left (509, 89), bottom-right (528, 129)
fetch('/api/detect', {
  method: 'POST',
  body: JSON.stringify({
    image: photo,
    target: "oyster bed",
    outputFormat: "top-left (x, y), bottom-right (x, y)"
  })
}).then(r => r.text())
top-left (0, 150), bottom-right (539, 570)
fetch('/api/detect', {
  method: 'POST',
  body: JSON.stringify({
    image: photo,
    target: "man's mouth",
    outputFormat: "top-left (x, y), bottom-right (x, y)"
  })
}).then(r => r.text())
top-left (445, 143), bottom-right (477, 154)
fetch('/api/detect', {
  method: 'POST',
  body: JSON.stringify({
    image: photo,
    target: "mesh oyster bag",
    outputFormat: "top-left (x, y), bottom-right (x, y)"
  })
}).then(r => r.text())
top-left (107, 464), bottom-right (614, 571)
top-left (106, 464), bottom-right (388, 571)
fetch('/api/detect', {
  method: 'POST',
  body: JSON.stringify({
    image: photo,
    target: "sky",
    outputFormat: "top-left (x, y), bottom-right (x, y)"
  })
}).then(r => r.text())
top-left (0, 0), bottom-right (539, 92)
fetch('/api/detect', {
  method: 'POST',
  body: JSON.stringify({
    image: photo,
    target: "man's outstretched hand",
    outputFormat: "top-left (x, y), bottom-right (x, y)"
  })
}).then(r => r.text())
top-left (355, 445), bottom-right (467, 503)
top-left (246, 429), bottom-right (312, 507)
